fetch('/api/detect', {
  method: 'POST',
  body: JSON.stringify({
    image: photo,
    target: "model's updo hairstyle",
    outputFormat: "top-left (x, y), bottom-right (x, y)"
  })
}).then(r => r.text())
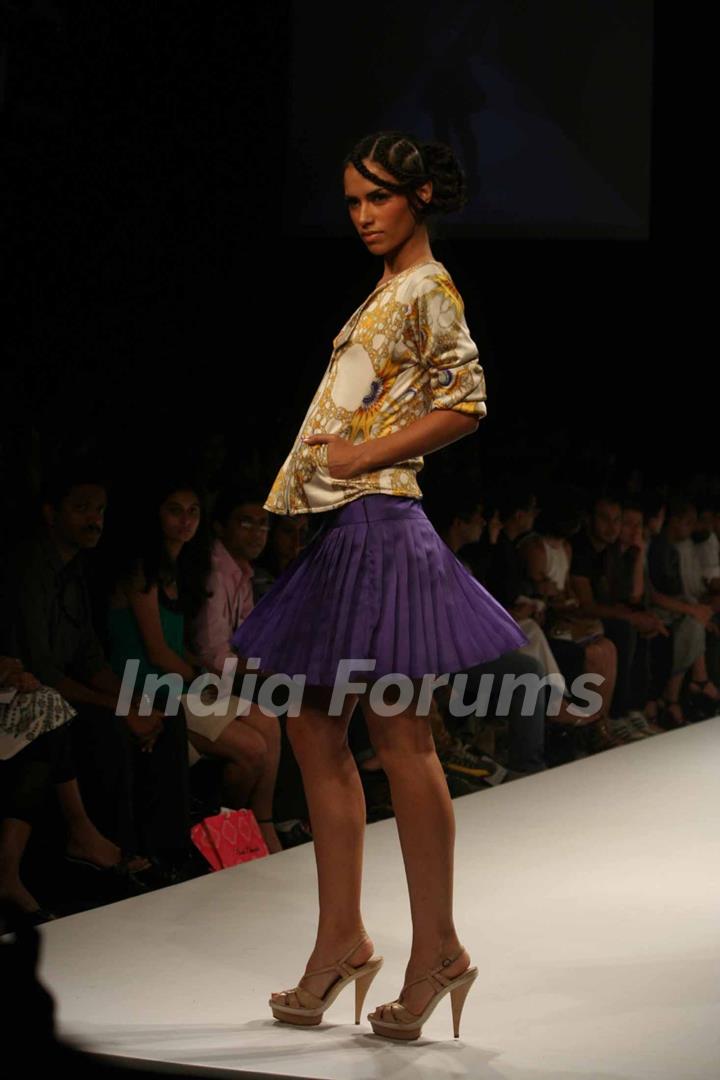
top-left (342, 131), bottom-right (468, 219)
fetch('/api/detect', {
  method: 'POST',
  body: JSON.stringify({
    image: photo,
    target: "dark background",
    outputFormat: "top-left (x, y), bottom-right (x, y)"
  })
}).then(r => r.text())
top-left (3, 2), bottom-right (682, 531)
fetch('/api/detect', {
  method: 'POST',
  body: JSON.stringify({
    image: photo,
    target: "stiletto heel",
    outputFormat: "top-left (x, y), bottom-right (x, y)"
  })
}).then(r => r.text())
top-left (450, 970), bottom-right (477, 1038)
top-left (269, 932), bottom-right (383, 1026)
top-left (354, 967), bottom-right (380, 1024)
top-left (368, 950), bottom-right (478, 1041)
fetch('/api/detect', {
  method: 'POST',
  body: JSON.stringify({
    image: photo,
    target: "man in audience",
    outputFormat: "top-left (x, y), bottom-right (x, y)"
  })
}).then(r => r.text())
top-left (425, 483), bottom-right (549, 778)
top-left (647, 494), bottom-right (720, 722)
top-left (5, 462), bottom-right (191, 877)
top-left (193, 486), bottom-right (268, 677)
top-left (571, 492), bottom-right (668, 738)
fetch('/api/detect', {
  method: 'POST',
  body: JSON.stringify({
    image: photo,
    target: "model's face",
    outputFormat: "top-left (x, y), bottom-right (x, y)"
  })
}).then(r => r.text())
top-left (218, 503), bottom-right (269, 562)
top-left (591, 501), bottom-right (622, 545)
top-left (45, 484), bottom-right (107, 550)
top-left (343, 159), bottom-right (431, 257)
top-left (620, 509), bottom-right (644, 548)
top-left (160, 490), bottom-right (201, 547)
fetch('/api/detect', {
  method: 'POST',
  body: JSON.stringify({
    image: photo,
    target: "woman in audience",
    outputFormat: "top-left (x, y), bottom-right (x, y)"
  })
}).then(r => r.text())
top-left (106, 477), bottom-right (283, 853)
top-left (0, 656), bottom-right (148, 924)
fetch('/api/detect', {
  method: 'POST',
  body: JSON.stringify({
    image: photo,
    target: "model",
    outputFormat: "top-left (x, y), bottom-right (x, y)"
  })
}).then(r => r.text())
top-left (231, 130), bottom-right (527, 1041)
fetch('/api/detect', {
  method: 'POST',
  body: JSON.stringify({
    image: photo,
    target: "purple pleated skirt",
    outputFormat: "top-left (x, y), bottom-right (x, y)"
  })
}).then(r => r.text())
top-left (231, 494), bottom-right (528, 687)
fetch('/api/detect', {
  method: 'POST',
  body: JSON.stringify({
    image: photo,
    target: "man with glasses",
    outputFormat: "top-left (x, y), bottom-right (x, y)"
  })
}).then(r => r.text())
top-left (193, 487), bottom-right (271, 679)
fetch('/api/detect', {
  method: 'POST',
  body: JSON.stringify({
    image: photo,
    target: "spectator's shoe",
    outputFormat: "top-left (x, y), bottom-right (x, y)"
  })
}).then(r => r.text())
top-left (275, 820), bottom-right (313, 849)
top-left (614, 714), bottom-right (651, 740)
top-left (438, 739), bottom-right (492, 780)
top-left (0, 903), bottom-right (57, 933)
top-left (269, 931), bottom-right (383, 1026)
top-left (607, 716), bottom-right (645, 742)
top-left (625, 710), bottom-right (662, 736)
top-left (584, 720), bottom-right (626, 753)
top-left (684, 681), bottom-right (720, 720)
top-left (444, 771), bottom-right (491, 797)
top-left (461, 746), bottom-right (509, 786)
top-left (502, 764), bottom-right (549, 781)
top-left (656, 698), bottom-right (691, 729)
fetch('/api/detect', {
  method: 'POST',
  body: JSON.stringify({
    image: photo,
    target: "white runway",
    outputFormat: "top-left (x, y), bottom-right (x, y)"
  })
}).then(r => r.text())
top-left (38, 718), bottom-right (720, 1079)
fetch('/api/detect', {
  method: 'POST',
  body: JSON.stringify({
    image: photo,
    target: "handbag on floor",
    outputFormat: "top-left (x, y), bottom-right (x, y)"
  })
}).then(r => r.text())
top-left (191, 808), bottom-right (269, 870)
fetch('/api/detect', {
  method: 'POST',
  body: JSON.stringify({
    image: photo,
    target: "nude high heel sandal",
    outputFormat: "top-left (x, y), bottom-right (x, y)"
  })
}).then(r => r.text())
top-left (269, 932), bottom-right (383, 1026)
top-left (368, 951), bottom-right (478, 1041)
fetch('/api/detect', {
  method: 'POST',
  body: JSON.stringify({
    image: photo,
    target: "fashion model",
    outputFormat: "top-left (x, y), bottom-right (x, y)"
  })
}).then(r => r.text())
top-left (232, 130), bottom-right (527, 1040)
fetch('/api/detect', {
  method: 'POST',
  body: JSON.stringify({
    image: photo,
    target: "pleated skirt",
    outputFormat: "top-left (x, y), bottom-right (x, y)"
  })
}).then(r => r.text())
top-left (231, 494), bottom-right (528, 687)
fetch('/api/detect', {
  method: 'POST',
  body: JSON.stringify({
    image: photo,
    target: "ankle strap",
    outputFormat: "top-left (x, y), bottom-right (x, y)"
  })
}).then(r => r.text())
top-left (401, 949), bottom-right (466, 994)
top-left (301, 932), bottom-right (369, 979)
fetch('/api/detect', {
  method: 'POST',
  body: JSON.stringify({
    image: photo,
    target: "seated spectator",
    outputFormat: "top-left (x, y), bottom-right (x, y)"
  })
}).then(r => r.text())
top-left (423, 484), bottom-right (551, 776)
top-left (484, 485), bottom-right (600, 733)
top-left (0, 656), bottom-right (142, 922)
top-left (571, 492), bottom-right (672, 741)
top-left (107, 477), bottom-right (283, 853)
top-left (252, 512), bottom-right (310, 601)
top-left (692, 499), bottom-right (720, 595)
top-left (520, 493), bottom-right (629, 737)
top-left (3, 463), bottom-right (191, 880)
top-left (647, 494), bottom-right (720, 723)
top-left (193, 486), bottom-right (266, 676)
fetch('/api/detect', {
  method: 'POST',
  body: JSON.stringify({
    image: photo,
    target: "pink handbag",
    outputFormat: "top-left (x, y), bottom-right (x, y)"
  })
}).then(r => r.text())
top-left (191, 808), bottom-right (269, 870)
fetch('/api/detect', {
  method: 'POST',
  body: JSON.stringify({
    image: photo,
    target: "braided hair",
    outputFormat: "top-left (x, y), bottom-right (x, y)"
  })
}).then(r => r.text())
top-left (342, 131), bottom-right (468, 219)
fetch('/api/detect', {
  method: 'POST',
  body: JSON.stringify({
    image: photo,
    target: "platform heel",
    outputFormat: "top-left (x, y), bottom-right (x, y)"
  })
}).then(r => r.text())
top-left (368, 951), bottom-right (478, 1041)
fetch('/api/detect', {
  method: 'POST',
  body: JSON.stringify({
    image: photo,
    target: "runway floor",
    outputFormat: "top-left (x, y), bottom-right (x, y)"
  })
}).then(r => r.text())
top-left (37, 717), bottom-right (720, 1080)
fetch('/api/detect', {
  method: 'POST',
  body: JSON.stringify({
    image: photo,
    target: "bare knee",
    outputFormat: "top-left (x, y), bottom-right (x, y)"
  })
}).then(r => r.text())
top-left (214, 721), bottom-right (268, 770)
top-left (585, 637), bottom-right (616, 670)
top-left (240, 708), bottom-right (281, 753)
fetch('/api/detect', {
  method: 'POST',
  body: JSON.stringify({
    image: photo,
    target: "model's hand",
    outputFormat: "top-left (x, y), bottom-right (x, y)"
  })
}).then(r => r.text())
top-left (302, 433), bottom-right (364, 480)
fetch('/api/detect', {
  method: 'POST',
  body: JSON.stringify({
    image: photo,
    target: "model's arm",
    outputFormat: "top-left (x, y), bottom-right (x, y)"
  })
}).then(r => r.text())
top-left (304, 409), bottom-right (478, 479)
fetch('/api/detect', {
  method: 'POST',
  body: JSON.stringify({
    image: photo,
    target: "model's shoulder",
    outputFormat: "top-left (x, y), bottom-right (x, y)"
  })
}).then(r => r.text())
top-left (396, 261), bottom-right (453, 300)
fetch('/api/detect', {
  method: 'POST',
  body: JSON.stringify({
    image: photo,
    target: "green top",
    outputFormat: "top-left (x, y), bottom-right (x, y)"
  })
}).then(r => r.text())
top-left (108, 588), bottom-right (189, 704)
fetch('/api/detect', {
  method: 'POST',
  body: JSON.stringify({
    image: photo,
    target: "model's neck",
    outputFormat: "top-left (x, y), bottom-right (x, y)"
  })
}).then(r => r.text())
top-left (381, 235), bottom-right (434, 279)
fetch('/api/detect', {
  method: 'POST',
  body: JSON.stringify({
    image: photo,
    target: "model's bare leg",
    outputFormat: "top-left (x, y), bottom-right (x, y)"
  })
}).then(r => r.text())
top-left (272, 685), bottom-right (372, 1004)
top-left (361, 678), bottom-right (471, 1020)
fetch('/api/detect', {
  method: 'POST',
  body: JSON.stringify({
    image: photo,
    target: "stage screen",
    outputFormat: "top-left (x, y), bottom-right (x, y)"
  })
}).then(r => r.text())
top-left (284, 0), bottom-right (652, 237)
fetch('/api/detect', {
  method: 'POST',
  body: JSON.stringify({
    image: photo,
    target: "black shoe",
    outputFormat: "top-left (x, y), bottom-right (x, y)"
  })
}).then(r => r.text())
top-left (275, 820), bottom-right (313, 849)
top-left (444, 771), bottom-right (491, 797)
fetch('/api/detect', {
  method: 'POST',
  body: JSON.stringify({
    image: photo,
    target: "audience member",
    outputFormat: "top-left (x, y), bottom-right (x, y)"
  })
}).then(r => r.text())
top-left (0, 656), bottom-right (141, 923)
top-left (106, 477), bottom-right (282, 853)
top-left (252, 513), bottom-right (310, 601)
top-left (570, 492), bottom-right (670, 743)
top-left (4, 463), bottom-right (188, 876)
top-left (647, 494), bottom-right (720, 723)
